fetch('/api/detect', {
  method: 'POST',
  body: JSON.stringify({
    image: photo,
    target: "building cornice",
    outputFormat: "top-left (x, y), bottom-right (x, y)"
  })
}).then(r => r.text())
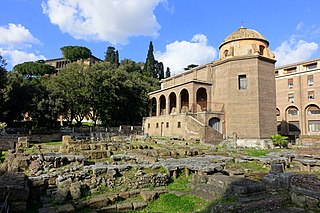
top-left (149, 79), bottom-right (212, 95)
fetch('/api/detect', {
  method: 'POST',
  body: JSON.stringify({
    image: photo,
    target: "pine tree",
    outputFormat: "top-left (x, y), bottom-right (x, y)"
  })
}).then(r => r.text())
top-left (143, 41), bottom-right (156, 77)
top-left (165, 67), bottom-right (171, 78)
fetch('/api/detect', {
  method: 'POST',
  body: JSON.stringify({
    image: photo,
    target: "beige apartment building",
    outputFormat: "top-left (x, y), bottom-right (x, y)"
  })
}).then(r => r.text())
top-left (143, 27), bottom-right (277, 146)
top-left (276, 58), bottom-right (320, 138)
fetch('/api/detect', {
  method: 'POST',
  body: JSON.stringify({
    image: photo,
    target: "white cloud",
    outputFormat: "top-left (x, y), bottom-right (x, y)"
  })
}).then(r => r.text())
top-left (0, 49), bottom-right (46, 68)
top-left (0, 23), bottom-right (45, 69)
top-left (155, 34), bottom-right (217, 74)
top-left (0, 23), bottom-right (40, 47)
top-left (274, 37), bottom-right (318, 66)
top-left (42, 0), bottom-right (163, 44)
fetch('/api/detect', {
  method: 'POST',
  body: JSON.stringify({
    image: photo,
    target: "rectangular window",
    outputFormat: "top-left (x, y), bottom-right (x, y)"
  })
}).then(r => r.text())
top-left (147, 123), bottom-right (150, 128)
top-left (288, 109), bottom-right (299, 116)
top-left (288, 78), bottom-right (293, 88)
top-left (156, 123), bottom-right (159, 128)
top-left (307, 75), bottom-right (314, 85)
top-left (166, 122), bottom-right (169, 128)
top-left (308, 91), bottom-right (315, 100)
top-left (284, 67), bottom-right (297, 74)
top-left (306, 63), bottom-right (317, 70)
top-left (288, 93), bottom-right (294, 103)
top-left (308, 120), bottom-right (320, 132)
top-left (238, 75), bottom-right (247, 90)
top-left (177, 122), bottom-right (181, 128)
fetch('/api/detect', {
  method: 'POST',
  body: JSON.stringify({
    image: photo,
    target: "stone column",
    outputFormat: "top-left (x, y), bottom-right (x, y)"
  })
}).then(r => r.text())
top-left (156, 96), bottom-right (160, 116)
top-left (185, 168), bottom-right (190, 177)
top-left (177, 93), bottom-right (181, 114)
top-left (172, 170), bottom-right (178, 179)
top-left (166, 95), bottom-right (170, 115)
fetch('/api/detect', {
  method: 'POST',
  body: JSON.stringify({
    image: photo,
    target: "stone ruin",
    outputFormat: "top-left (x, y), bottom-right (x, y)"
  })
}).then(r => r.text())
top-left (1, 136), bottom-right (320, 212)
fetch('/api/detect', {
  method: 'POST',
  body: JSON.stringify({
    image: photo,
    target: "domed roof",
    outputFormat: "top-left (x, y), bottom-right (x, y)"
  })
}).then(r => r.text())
top-left (219, 26), bottom-right (269, 49)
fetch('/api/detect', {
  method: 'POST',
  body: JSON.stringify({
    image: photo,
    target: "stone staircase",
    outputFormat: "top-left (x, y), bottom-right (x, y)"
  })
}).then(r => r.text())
top-left (186, 115), bottom-right (223, 144)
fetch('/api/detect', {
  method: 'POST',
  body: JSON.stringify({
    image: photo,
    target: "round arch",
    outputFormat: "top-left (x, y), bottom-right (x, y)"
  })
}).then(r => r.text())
top-left (286, 106), bottom-right (300, 134)
top-left (169, 92), bottom-right (177, 114)
top-left (305, 104), bottom-right (320, 115)
top-left (150, 97), bottom-right (157, 116)
top-left (286, 106), bottom-right (299, 116)
top-left (196, 87), bottom-right (207, 112)
top-left (159, 95), bottom-right (166, 115)
top-left (180, 89), bottom-right (189, 113)
top-left (209, 117), bottom-right (220, 132)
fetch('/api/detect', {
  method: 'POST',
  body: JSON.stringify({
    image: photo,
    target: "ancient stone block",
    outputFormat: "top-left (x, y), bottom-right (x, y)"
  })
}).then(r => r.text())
top-left (116, 202), bottom-right (133, 212)
top-left (140, 190), bottom-right (157, 202)
top-left (270, 163), bottom-right (284, 174)
top-left (57, 204), bottom-right (75, 213)
top-left (133, 201), bottom-right (148, 210)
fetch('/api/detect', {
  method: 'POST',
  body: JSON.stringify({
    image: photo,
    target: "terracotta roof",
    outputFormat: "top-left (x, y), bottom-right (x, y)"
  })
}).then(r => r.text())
top-left (219, 26), bottom-right (269, 49)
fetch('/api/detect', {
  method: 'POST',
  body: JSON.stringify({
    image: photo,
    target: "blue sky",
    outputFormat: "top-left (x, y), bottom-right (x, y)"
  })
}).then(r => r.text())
top-left (1, 0), bottom-right (320, 74)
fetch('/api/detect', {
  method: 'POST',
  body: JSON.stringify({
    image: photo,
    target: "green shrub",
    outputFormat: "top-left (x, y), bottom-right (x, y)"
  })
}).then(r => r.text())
top-left (271, 134), bottom-right (289, 148)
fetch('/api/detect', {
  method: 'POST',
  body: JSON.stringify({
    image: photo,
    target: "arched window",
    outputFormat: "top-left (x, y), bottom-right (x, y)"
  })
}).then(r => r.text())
top-left (224, 50), bottom-right (228, 58)
top-left (209, 117), bottom-right (220, 132)
top-left (306, 105), bottom-right (320, 115)
top-left (180, 89), bottom-right (189, 113)
top-left (287, 106), bottom-right (299, 116)
top-left (159, 95), bottom-right (166, 115)
top-left (196, 88), bottom-right (207, 112)
top-left (169, 92), bottom-right (177, 114)
top-left (259, 45), bottom-right (265, 55)
top-left (276, 108), bottom-right (280, 116)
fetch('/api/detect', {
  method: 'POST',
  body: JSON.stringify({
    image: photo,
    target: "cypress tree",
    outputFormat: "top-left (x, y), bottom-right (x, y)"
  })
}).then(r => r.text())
top-left (143, 41), bottom-right (156, 77)
top-left (165, 67), bottom-right (171, 78)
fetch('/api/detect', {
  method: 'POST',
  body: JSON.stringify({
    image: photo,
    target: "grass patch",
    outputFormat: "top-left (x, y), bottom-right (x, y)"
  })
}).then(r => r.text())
top-left (37, 141), bottom-right (63, 146)
top-left (241, 148), bottom-right (276, 157)
top-left (226, 161), bottom-right (269, 173)
top-left (166, 174), bottom-right (192, 191)
top-left (138, 193), bottom-right (209, 213)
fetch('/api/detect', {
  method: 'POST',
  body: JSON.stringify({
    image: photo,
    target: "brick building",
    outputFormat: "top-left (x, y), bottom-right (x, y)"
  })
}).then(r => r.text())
top-left (143, 27), bottom-right (277, 146)
top-left (276, 58), bottom-right (320, 138)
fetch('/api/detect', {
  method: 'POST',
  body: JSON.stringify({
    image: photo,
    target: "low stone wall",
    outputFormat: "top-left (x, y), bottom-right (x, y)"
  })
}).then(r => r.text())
top-left (0, 133), bottom-right (64, 150)
top-left (0, 172), bottom-right (29, 213)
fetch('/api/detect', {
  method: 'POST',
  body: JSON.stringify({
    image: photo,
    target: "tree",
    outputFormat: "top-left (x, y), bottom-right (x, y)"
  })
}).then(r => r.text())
top-left (2, 72), bottom-right (41, 124)
top-left (156, 61), bottom-right (164, 80)
top-left (105, 46), bottom-right (119, 67)
top-left (0, 54), bottom-right (7, 121)
top-left (143, 41), bottom-right (156, 77)
top-left (184, 64), bottom-right (198, 70)
top-left (60, 46), bottom-right (92, 62)
top-left (48, 63), bottom-right (91, 126)
top-left (13, 61), bottom-right (56, 77)
top-left (165, 67), bottom-right (171, 78)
